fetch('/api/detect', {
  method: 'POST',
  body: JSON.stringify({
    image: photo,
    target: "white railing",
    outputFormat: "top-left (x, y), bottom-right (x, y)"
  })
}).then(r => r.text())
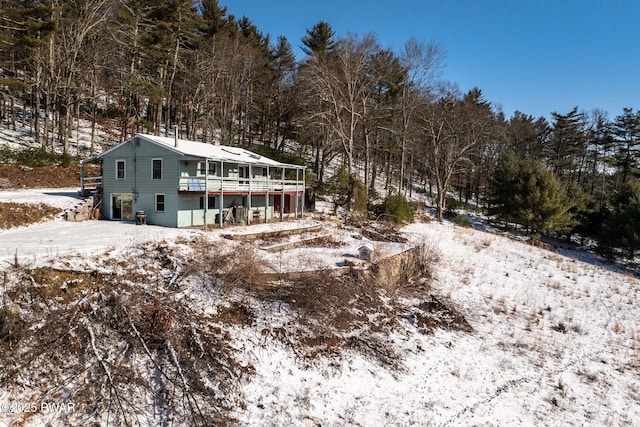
top-left (179, 176), bottom-right (303, 192)
top-left (81, 176), bottom-right (102, 191)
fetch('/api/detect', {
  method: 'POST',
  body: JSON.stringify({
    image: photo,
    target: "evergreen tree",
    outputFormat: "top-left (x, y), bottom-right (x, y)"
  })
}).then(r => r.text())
top-left (489, 154), bottom-right (575, 234)
top-left (364, 48), bottom-right (406, 191)
top-left (268, 35), bottom-right (297, 149)
top-left (600, 182), bottom-right (640, 259)
top-left (612, 107), bottom-right (640, 185)
top-left (199, 0), bottom-right (230, 37)
top-left (0, 1), bottom-right (55, 142)
top-left (506, 111), bottom-right (548, 161)
top-left (296, 20), bottom-right (337, 184)
top-left (301, 20), bottom-right (335, 57)
top-left (548, 107), bottom-right (586, 183)
top-left (583, 111), bottom-right (615, 201)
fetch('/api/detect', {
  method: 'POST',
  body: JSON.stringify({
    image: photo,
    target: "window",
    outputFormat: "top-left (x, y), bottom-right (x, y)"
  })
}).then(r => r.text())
top-left (155, 193), bottom-right (165, 212)
top-left (198, 161), bottom-right (216, 176)
top-left (152, 159), bottom-right (162, 180)
top-left (116, 160), bottom-right (125, 180)
top-left (239, 166), bottom-right (249, 184)
top-left (199, 195), bottom-right (216, 209)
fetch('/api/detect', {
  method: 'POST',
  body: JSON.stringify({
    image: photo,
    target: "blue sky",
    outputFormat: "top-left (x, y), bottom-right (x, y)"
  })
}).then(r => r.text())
top-left (223, 0), bottom-right (639, 120)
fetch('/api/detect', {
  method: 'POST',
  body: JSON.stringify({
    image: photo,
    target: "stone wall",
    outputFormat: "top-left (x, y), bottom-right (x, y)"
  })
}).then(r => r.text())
top-left (64, 196), bottom-right (95, 222)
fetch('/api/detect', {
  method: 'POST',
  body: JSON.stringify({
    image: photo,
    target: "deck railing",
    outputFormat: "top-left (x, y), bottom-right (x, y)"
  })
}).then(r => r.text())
top-left (79, 175), bottom-right (304, 194)
top-left (80, 176), bottom-right (102, 194)
top-left (178, 176), bottom-right (304, 193)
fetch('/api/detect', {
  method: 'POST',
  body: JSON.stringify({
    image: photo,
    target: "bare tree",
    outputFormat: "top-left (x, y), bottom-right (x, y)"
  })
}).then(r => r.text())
top-left (50, 0), bottom-right (111, 153)
top-left (396, 37), bottom-right (445, 194)
top-left (418, 88), bottom-right (493, 221)
top-left (300, 33), bottom-right (380, 175)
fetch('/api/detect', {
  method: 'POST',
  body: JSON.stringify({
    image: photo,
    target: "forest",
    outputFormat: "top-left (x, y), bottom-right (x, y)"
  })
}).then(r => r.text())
top-left (0, 0), bottom-right (638, 261)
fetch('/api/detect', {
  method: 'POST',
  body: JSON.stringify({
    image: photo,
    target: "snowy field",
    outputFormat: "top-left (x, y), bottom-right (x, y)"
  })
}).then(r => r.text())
top-left (0, 191), bottom-right (639, 426)
top-left (0, 188), bottom-right (200, 267)
top-left (218, 221), bottom-right (639, 426)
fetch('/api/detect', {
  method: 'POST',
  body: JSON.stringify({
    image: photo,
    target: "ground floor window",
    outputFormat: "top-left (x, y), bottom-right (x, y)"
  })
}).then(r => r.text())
top-left (155, 193), bottom-right (165, 212)
top-left (199, 195), bottom-right (216, 209)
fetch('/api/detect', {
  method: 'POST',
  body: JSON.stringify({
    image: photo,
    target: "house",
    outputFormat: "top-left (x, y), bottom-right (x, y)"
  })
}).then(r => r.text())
top-left (80, 133), bottom-right (306, 228)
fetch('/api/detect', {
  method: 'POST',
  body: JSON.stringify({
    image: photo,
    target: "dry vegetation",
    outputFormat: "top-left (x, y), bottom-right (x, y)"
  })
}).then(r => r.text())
top-left (191, 238), bottom-right (466, 369)
top-left (0, 202), bottom-right (61, 229)
top-left (1, 263), bottom-right (250, 426)
top-left (0, 163), bottom-right (82, 189)
top-left (0, 232), bottom-right (467, 424)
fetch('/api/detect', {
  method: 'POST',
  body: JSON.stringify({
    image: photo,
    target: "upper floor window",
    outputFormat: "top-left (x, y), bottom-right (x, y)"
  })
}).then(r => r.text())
top-left (152, 159), bottom-right (162, 180)
top-left (116, 160), bottom-right (125, 180)
top-left (198, 161), bottom-right (216, 176)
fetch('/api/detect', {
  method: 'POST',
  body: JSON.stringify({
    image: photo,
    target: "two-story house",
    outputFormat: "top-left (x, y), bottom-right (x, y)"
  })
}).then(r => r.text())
top-left (80, 133), bottom-right (306, 228)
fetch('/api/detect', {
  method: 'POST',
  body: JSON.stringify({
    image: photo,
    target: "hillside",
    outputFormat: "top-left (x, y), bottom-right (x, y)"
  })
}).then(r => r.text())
top-left (0, 187), bottom-right (638, 425)
top-left (0, 123), bottom-right (638, 425)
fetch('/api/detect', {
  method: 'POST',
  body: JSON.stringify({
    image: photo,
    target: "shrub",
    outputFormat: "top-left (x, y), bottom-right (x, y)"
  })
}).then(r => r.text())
top-left (450, 215), bottom-right (471, 228)
top-left (327, 166), bottom-right (367, 214)
top-left (379, 193), bottom-right (415, 224)
top-left (352, 178), bottom-right (368, 213)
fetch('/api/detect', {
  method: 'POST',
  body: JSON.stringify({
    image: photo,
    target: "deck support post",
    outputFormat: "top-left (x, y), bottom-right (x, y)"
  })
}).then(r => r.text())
top-left (219, 161), bottom-right (224, 228)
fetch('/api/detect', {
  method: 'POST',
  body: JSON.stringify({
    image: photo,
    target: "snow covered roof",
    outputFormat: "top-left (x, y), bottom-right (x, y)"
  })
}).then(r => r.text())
top-left (86, 134), bottom-right (303, 169)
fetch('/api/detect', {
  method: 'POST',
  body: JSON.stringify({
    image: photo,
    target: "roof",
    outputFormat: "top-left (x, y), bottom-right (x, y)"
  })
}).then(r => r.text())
top-left (84, 133), bottom-right (304, 169)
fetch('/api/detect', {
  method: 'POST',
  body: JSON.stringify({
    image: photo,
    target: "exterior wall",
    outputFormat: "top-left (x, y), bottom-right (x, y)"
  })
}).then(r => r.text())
top-left (248, 194), bottom-right (274, 223)
top-left (101, 136), bottom-right (181, 226)
top-left (177, 193), bottom-right (219, 227)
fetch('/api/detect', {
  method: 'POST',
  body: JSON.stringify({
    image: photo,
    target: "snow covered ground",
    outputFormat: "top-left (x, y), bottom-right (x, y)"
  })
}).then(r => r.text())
top-left (1, 191), bottom-right (639, 426)
top-left (0, 189), bottom-right (406, 271)
top-left (0, 189), bottom-right (200, 267)
top-left (217, 221), bottom-right (639, 426)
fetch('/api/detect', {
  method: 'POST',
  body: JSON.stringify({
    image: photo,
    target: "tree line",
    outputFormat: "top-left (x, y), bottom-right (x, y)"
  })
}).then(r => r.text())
top-left (1, 1), bottom-right (638, 259)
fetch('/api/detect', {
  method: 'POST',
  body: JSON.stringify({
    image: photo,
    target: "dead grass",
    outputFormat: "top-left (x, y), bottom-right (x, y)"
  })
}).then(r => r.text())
top-left (25, 267), bottom-right (115, 303)
top-left (207, 239), bottom-right (471, 367)
top-left (301, 235), bottom-right (347, 248)
top-left (0, 202), bottom-right (60, 229)
top-left (407, 296), bottom-right (474, 334)
top-left (0, 163), bottom-right (84, 189)
top-left (197, 243), bottom-right (274, 292)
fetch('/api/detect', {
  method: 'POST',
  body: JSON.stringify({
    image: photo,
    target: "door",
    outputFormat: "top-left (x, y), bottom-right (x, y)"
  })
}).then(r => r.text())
top-left (274, 195), bottom-right (281, 213)
top-left (112, 193), bottom-right (133, 220)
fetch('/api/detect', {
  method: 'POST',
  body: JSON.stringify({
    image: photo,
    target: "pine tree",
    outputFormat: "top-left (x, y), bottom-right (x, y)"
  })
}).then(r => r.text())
top-left (600, 182), bottom-right (640, 259)
top-left (612, 107), bottom-right (640, 185)
top-left (268, 36), bottom-right (296, 149)
top-left (199, 0), bottom-right (230, 37)
top-left (301, 20), bottom-right (335, 57)
top-left (0, 1), bottom-right (55, 142)
top-left (548, 107), bottom-right (586, 183)
top-left (489, 154), bottom-right (575, 234)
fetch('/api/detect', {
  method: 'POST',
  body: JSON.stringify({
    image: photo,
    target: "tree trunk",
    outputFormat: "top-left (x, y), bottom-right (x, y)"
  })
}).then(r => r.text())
top-left (435, 188), bottom-right (446, 222)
